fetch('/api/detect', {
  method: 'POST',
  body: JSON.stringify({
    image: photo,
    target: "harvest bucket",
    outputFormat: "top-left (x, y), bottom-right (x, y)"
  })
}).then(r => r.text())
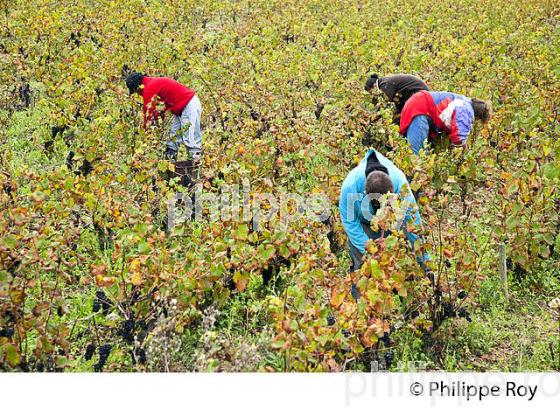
top-left (167, 159), bottom-right (200, 188)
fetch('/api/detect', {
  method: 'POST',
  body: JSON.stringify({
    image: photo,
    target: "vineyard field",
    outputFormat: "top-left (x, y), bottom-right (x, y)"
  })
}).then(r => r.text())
top-left (1, 0), bottom-right (560, 372)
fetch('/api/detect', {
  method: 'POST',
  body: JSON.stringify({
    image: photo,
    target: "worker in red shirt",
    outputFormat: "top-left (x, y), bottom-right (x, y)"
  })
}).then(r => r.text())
top-left (399, 90), bottom-right (492, 155)
top-left (126, 72), bottom-right (202, 161)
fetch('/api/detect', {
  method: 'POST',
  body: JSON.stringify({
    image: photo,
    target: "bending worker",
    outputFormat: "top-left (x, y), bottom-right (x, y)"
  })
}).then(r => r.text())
top-left (339, 149), bottom-right (427, 274)
top-left (126, 72), bottom-right (202, 161)
top-left (365, 73), bottom-right (429, 123)
top-left (399, 90), bottom-right (492, 155)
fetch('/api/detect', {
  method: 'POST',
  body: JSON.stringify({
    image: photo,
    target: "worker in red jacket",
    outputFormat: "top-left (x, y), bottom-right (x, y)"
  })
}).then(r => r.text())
top-left (399, 90), bottom-right (492, 155)
top-left (126, 72), bottom-right (202, 160)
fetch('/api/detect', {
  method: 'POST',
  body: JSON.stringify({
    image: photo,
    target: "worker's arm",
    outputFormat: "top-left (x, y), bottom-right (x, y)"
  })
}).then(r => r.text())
top-left (339, 180), bottom-right (369, 255)
top-left (143, 92), bottom-right (163, 129)
top-left (406, 115), bottom-right (431, 155)
top-left (449, 106), bottom-right (473, 147)
top-left (397, 181), bottom-right (421, 246)
top-left (395, 178), bottom-right (430, 266)
top-left (376, 77), bottom-right (393, 101)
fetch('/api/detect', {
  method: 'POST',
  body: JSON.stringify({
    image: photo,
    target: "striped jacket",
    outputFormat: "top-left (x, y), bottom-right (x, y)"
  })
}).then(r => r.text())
top-left (399, 90), bottom-right (474, 145)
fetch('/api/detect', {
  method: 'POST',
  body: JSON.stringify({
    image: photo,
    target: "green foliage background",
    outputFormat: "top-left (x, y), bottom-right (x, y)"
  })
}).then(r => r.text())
top-left (0, 0), bottom-right (559, 371)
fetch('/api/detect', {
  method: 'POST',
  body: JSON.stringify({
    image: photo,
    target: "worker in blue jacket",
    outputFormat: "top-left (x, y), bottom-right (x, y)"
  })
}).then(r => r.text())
top-left (339, 149), bottom-right (426, 273)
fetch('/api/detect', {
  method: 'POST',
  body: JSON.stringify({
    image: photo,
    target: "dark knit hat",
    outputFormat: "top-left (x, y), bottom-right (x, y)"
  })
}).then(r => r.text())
top-left (125, 72), bottom-right (144, 94)
top-left (364, 73), bottom-right (379, 91)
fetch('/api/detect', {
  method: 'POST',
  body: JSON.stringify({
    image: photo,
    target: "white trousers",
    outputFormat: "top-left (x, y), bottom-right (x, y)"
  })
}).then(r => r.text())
top-left (168, 95), bottom-right (202, 157)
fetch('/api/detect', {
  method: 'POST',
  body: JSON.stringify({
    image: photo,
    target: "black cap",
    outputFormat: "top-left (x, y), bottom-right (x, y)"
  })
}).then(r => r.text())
top-left (125, 72), bottom-right (144, 95)
top-left (364, 73), bottom-right (379, 91)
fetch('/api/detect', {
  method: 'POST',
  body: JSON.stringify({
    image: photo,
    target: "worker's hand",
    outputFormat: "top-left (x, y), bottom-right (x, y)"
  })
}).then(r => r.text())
top-left (450, 143), bottom-right (468, 161)
top-left (451, 142), bottom-right (468, 150)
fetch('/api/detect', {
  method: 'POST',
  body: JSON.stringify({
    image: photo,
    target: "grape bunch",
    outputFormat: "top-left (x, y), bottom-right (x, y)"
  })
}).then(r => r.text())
top-left (384, 350), bottom-right (394, 368)
top-left (93, 344), bottom-right (112, 372)
top-left (92, 291), bottom-right (111, 314)
top-left (84, 344), bottom-right (96, 361)
top-left (458, 307), bottom-right (472, 322)
top-left (118, 319), bottom-right (135, 344)
top-left (92, 299), bottom-right (100, 313)
top-left (0, 327), bottom-right (14, 338)
top-left (131, 347), bottom-right (147, 365)
top-left (138, 348), bottom-right (147, 365)
top-left (442, 302), bottom-right (456, 319)
top-left (381, 332), bottom-right (391, 347)
top-left (136, 320), bottom-right (149, 343)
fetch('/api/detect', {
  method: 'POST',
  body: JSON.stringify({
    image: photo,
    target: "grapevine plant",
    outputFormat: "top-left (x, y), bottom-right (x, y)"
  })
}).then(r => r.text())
top-left (0, 0), bottom-right (559, 371)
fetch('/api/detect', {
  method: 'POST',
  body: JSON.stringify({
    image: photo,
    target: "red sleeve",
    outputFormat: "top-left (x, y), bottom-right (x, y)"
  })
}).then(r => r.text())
top-left (142, 87), bottom-right (159, 129)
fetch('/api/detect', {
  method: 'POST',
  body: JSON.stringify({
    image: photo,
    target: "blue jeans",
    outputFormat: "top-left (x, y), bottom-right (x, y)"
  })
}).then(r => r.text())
top-left (406, 115), bottom-right (430, 155)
